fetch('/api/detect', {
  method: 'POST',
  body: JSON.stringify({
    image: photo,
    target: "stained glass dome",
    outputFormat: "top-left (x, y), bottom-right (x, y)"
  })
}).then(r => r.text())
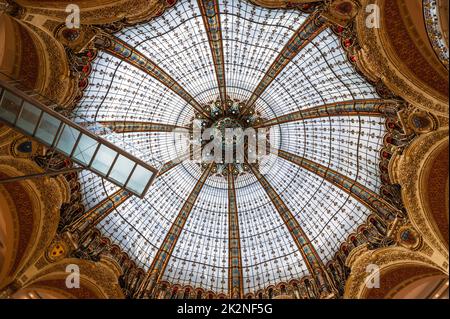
top-left (72, 0), bottom-right (395, 297)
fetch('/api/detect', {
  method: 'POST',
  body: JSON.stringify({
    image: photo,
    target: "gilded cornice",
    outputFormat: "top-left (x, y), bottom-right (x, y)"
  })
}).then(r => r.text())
top-left (248, 0), bottom-right (320, 9)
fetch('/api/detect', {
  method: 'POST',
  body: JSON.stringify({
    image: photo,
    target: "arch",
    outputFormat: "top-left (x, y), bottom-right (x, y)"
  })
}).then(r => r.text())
top-left (205, 291), bottom-right (216, 299)
top-left (0, 156), bottom-right (67, 290)
top-left (418, 136), bottom-right (449, 249)
top-left (365, 264), bottom-right (446, 299)
top-left (393, 129), bottom-right (449, 265)
top-left (355, 0), bottom-right (448, 116)
top-left (344, 245), bottom-right (447, 299)
top-left (22, 258), bottom-right (124, 299)
top-left (11, 287), bottom-right (71, 299)
top-left (387, 273), bottom-right (448, 299)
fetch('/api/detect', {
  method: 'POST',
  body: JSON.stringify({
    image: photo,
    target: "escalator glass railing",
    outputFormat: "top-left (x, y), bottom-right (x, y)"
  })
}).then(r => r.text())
top-left (0, 82), bottom-right (157, 198)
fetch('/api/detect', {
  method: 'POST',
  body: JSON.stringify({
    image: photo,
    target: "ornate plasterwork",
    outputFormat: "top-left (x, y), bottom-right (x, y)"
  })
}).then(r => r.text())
top-left (0, 13), bottom-right (78, 108)
top-left (397, 106), bottom-right (440, 136)
top-left (0, 0), bottom-right (447, 299)
top-left (4, 1), bottom-right (178, 109)
top-left (0, 126), bottom-right (21, 156)
top-left (390, 129), bottom-right (449, 264)
top-left (19, 20), bottom-right (79, 108)
top-left (45, 239), bottom-right (69, 263)
top-left (355, 0), bottom-right (448, 117)
top-left (18, 0), bottom-right (172, 25)
top-left (343, 245), bottom-right (445, 299)
top-left (0, 156), bottom-right (67, 288)
top-left (248, 0), bottom-right (322, 9)
top-left (24, 257), bottom-right (124, 299)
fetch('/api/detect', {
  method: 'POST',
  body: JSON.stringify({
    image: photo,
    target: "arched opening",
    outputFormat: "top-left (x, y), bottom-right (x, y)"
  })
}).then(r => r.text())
top-left (0, 189), bottom-right (14, 288)
top-left (389, 274), bottom-right (449, 299)
top-left (420, 139), bottom-right (449, 249)
top-left (0, 14), bottom-right (42, 90)
top-left (11, 287), bottom-right (70, 299)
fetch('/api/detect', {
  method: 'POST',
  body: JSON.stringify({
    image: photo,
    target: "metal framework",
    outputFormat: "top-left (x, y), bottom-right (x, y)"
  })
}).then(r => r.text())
top-left (240, 12), bottom-right (328, 116)
top-left (138, 164), bottom-right (213, 297)
top-left (275, 149), bottom-right (400, 220)
top-left (255, 99), bottom-right (398, 128)
top-left (96, 34), bottom-right (211, 119)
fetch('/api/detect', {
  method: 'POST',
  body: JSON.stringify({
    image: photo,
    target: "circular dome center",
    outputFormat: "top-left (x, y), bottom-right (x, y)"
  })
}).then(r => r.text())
top-left (211, 116), bottom-right (244, 150)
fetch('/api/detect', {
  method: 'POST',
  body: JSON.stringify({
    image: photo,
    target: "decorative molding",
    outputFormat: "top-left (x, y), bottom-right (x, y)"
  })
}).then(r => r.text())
top-left (355, 0), bottom-right (448, 117)
top-left (0, 156), bottom-right (66, 287)
top-left (23, 257), bottom-right (124, 299)
top-left (139, 164), bottom-right (213, 298)
top-left (423, 0), bottom-right (449, 69)
top-left (344, 246), bottom-right (444, 299)
top-left (20, 0), bottom-right (173, 26)
top-left (394, 128), bottom-right (449, 260)
top-left (19, 20), bottom-right (78, 108)
top-left (242, 11), bottom-right (328, 115)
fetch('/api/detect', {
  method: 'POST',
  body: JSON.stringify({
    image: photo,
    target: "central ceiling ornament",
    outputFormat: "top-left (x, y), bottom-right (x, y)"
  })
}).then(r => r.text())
top-left (190, 98), bottom-right (270, 178)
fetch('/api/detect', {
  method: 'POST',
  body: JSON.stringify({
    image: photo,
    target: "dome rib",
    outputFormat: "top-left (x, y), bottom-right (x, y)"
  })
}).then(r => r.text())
top-left (240, 12), bottom-right (328, 117)
top-left (95, 34), bottom-right (211, 119)
top-left (247, 161), bottom-right (335, 296)
top-left (136, 164), bottom-right (214, 298)
top-left (198, 0), bottom-right (228, 107)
